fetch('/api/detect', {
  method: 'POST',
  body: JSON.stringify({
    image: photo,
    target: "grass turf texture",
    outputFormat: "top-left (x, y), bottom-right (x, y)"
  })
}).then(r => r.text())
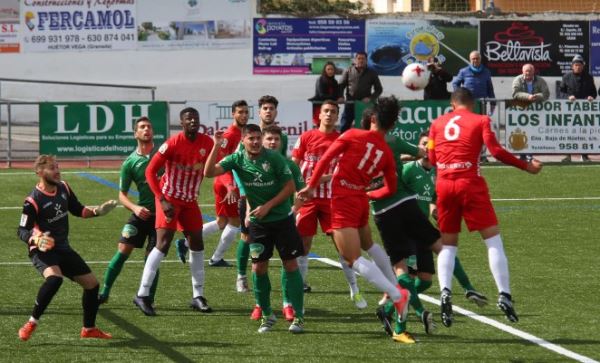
top-left (0, 165), bottom-right (599, 362)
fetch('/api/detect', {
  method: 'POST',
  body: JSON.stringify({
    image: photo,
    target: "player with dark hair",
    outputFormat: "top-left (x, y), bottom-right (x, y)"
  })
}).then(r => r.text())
top-left (292, 100), bottom-right (366, 309)
top-left (99, 117), bottom-right (160, 305)
top-left (133, 107), bottom-right (214, 316)
top-left (297, 95), bottom-right (410, 343)
top-left (428, 88), bottom-right (542, 327)
top-left (17, 155), bottom-right (117, 341)
top-left (205, 124), bottom-right (305, 333)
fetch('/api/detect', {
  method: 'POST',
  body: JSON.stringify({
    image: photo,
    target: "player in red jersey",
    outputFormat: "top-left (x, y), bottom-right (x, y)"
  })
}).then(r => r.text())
top-left (428, 88), bottom-right (542, 327)
top-left (292, 100), bottom-right (366, 308)
top-left (133, 107), bottom-right (215, 316)
top-left (199, 100), bottom-right (248, 267)
top-left (297, 96), bottom-right (411, 341)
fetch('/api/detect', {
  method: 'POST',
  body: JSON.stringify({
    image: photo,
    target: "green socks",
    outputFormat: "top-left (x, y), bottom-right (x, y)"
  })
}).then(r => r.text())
top-left (453, 257), bottom-right (475, 291)
top-left (284, 269), bottom-right (304, 318)
top-left (236, 240), bottom-right (250, 276)
top-left (252, 272), bottom-right (272, 316)
top-left (281, 266), bottom-right (290, 306)
top-left (415, 277), bottom-right (432, 294)
top-left (398, 273), bottom-right (424, 318)
top-left (101, 251), bottom-right (129, 296)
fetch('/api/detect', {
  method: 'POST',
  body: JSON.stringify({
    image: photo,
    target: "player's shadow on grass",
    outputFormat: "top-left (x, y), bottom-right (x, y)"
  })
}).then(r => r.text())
top-left (99, 309), bottom-right (238, 362)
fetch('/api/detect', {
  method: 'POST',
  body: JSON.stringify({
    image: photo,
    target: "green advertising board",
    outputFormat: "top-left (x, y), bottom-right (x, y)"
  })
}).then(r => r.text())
top-left (39, 102), bottom-right (168, 156)
top-left (354, 100), bottom-right (481, 144)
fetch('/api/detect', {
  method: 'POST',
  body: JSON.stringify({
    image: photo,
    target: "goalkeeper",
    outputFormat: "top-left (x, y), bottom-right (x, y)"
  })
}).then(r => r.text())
top-left (16, 155), bottom-right (117, 341)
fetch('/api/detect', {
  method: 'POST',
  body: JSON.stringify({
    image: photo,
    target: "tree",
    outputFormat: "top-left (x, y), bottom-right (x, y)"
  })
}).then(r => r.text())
top-left (429, 0), bottom-right (470, 12)
top-left (258, 0), bottom-right (372, 16)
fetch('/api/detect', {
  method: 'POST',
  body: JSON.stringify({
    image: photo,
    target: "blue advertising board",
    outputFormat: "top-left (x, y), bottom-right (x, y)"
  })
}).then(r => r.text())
top-left (253, 18), bottom-right (365, 75)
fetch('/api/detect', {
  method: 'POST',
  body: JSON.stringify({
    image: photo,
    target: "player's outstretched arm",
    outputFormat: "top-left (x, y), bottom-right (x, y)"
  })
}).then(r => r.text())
top-left (82, 200), bottom-right (118, 218)
top-left (525, 159), bottom-right (543, 174)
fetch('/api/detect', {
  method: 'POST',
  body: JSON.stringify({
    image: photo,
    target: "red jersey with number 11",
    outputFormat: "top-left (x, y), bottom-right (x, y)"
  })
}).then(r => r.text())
top-left (308, 129), bottom-right (397, 199)
top-left (428, 108), bottom-right (527, 179)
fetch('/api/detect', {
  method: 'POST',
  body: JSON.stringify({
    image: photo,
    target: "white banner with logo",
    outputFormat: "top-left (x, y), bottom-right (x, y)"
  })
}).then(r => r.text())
top-left (20, 0), bottom-right (137, 52)
top-left (185, 100), bottom-right (314, 155)
top-left (505, 100), bottom-right (600, 154)
top-left (137, 0), bottom-right (251, 50)
top-left (0, 0), bottom-right (19, 53)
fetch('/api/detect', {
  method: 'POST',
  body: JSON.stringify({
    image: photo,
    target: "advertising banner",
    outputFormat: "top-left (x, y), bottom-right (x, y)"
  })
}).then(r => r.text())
top-left (0, 0), bottom-right (19, 53)
top-left (40, 101), bottom-right (168, 156)
top-left (366, 18), bottom-right (477, 76)
top-left (589, 21), bottom-right (600, 76)
top-left (137, 0), bottom-right (251, 50)
top-left (505, 100), bottom-right (600, 154)
top-left (253, 18), bottom-right (365, 75)
top-left (480, 20), bottom-right (588, 76)
top-left (185, 100), bottom-right (313, 154)
top-left (20, 0), bottom-right (137, 52)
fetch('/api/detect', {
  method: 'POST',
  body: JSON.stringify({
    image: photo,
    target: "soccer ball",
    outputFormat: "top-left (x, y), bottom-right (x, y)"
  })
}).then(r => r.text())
top-left (402, 63), bottom-right (430, 91)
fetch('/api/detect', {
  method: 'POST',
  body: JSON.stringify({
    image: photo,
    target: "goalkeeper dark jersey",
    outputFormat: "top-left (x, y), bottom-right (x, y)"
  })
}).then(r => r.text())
top-left (17, 181), bottom-right (86, 250)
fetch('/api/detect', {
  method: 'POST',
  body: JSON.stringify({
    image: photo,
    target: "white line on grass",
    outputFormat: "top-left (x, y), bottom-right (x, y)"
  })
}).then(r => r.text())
top-left (313, 256), bottom-right (599, 363)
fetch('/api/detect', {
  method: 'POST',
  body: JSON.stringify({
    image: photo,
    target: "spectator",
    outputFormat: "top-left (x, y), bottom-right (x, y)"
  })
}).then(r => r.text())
top-left (559, 54), bottom-right (596, 162)
top-left (424, 56), bottom-right (452, 100)
top-left (452, 50), bottom-right (496, 162)
top-left (339, 51), bottom-right (383, 132)
top-left (310, 61), bottom-right (343, 126)
top-left (512, 64), bottom-right (549, 161)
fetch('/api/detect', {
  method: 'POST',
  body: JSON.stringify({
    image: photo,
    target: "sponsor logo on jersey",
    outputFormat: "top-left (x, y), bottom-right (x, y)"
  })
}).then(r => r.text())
top-left (20, 214), bottom-right (28, 227)
top-left (158, 143), bottom-right (168, 154)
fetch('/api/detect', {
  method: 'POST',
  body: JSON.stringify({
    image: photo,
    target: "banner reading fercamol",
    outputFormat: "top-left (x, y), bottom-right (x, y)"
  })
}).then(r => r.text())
top-left (21, 0), bottom-right (137, 52)
top-left (40, 101), bottom-right (168, 156)
top-left (506, 100), bottom-right (600, 154)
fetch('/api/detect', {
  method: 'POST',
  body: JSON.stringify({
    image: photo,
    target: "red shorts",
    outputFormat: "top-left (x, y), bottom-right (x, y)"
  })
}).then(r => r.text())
top-left (155, 197), bottom-right (203, 232)
top-left (214, 178), bottom-right (240, 218)
top-left (436, 177), bottom-right (498, 233)
top-left (296, 198), bottom-right (332, 236)
top-left (331, 194), bottom-right (370, 229)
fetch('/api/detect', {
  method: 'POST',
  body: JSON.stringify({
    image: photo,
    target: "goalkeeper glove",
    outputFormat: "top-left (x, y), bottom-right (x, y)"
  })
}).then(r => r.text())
top-left (93, 200), bottom-right (118, 216)
top-left (31, 232), bottom-right (55, 252)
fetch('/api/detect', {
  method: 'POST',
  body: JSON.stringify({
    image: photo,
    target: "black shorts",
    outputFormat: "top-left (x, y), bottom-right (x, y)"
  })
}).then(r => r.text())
top-left (119, 214), bottom-right (157, 251)
top-left (248, 215), bottom-right (304, 262)
top-left (238, 197), bottom-right (249, 235)
top-left (373, 198), bottom-right (440, 266)
top-left (411, 249), bottom-right (435, 275)
top-left (30, 247), bottom-right (92, 280)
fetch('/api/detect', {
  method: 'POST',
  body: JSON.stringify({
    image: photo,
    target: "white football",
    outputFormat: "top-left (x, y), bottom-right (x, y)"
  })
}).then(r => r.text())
top-left (401, 63), bottom-right (430, 91)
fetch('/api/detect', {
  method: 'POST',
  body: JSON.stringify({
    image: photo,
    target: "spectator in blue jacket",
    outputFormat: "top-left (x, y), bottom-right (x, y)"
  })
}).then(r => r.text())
top-left (452, 50), bottom-right (495, 100)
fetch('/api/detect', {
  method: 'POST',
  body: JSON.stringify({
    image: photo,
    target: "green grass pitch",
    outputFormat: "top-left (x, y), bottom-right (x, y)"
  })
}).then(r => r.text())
top-left (0, 165), bottom-right (598, 362)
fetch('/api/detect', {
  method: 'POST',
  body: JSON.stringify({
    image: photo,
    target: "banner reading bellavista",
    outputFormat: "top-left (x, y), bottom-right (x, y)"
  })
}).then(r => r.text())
top-left (480, 20), bottom-right (588, 76)
top-left (20, 0), bottom-right (137, 52)
top-left (185, 100), bottom-right (313, 154)
top-left (40, 101), bottom-right (168, 156)
top-left (366, 18), bottom-right (477, 76)
top-left (253, 18), bottom-right (365, 75)
top-left (505, 100), bottom-right (600, 154)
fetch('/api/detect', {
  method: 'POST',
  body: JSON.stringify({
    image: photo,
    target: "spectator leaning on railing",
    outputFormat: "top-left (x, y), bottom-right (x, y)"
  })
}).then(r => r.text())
top-left (559, 54), bottom-right (596, 162)
top-left (512, 64), bottom-right (549, 161)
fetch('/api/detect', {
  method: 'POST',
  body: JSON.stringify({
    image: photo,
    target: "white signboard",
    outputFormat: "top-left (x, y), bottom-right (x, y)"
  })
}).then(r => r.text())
top-left (137, 0), bottom-right (250, 50)
top-left (185, 100), bottom-right (314, 155)
top-left (505, 100), bottom-right (600, 154)
top-left (20, 0), bottom-right (137, 52)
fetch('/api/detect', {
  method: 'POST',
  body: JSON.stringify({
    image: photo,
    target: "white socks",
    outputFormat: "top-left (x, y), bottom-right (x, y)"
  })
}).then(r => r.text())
top-left (437, 245), bottom-right (457, 292)
top-left (352, 256), bottom-right (400, 301)
top-left (338, 253), bottom-right (359, 295)
top-left (297, 255), bottom-right (309, 281)
top-left (367, 244), bottom-right (397, 284)
top-left (485, 234), bottom-right (511, 294)
top-left (202, 220), bottom-right (220, 239)
top-left (138, 248), bottom-right (164, 297)
top-left (210, 224), bottom-right (240, 261)
top-left (189, 250), bottom-right (205, 298)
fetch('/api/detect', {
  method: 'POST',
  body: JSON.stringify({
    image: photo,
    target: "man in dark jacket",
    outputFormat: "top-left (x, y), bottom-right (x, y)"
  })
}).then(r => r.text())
top-left (424, 56), bottom-right (452, 100)
top-left (560, 54), bottom-right (595, 162)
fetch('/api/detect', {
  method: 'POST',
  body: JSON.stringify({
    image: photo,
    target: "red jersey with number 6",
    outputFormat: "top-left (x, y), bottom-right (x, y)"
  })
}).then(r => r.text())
top-left (428, 108), bottom-right (527, 179)
top-left (308, 128), bottom-right (397, 200)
